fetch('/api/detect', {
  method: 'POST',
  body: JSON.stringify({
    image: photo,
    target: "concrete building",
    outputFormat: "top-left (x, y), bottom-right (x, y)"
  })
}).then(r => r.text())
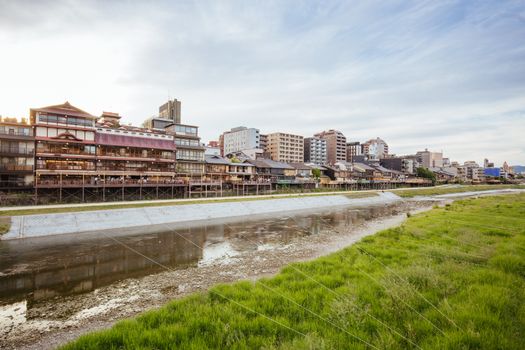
top-left (314, 130), bottom-right (346, 165)
top-left (159, 99), bottom-right (181, 124)
top-left (0, 117), bottom-right (35, 189)
top-left (304, 137), bottom-right (327, 165)
top-left (221, 127), bottom-right (260, 156)
top-left (142, 99), bottom-right (183, 130)
top-left (380, 157), bottom-right (415, 174)
top-left (346, 141), bottom-right (361, 162)
top-left (165, 123), bottom-right (205, 176)
top-left (267, 132), bottom-right (304, 163)
top-left (416, 149), bottom-right (443, 168)
top-left (362, 137), bottom-right (389, 160)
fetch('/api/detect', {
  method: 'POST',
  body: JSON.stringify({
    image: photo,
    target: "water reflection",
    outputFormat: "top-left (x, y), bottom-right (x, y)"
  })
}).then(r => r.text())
top-left (0, 204), bottom-right (399, 308)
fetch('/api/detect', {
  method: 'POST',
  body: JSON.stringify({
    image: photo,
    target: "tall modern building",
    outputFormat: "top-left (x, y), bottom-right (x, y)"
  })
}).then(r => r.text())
top-left (314, 130), bottom-right (346, 165)
top-left (362, 137), bottom-right (389, 160)
top-left (267, 132), bottom-right (304, 163)
top-left (346, 141), bottom-right (361, 162)
top-left (143, 99), bottom-right (182, 130)
top-left (304, 137), bottom-right (327, 165)
top-left (416, 149), bottom-right (443, 168)
top-left (159, 99), bottom-right (181, 124)
top-left (221, 127), bottom-right (260, 156)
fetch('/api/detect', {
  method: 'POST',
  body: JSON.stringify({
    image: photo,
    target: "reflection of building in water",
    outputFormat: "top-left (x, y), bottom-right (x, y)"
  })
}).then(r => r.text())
top-left (0, 229), bottom-right (206, 305)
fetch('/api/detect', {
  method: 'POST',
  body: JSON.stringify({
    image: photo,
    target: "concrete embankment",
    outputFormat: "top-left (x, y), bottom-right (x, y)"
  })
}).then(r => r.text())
top-left (3, 192), bottom-right (401, 240)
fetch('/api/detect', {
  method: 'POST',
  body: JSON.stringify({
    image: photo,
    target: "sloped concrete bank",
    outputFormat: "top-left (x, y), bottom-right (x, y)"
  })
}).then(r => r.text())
top-left (3, 192), bottom-right (401, 240)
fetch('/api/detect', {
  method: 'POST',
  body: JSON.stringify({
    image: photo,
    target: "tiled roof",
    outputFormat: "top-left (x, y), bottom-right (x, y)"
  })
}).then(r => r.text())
top-left (31, 101), bottom-right (97, 119)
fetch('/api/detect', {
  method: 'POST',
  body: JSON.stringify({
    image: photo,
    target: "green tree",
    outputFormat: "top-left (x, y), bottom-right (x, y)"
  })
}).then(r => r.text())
top-left (312, 168), bottom-right (321, 180)
top-left (416, 167), bottom-right (436, 185)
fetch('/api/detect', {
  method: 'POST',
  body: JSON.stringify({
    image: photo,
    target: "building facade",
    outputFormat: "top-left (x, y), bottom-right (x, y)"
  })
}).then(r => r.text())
top-left (416, 149), bottom-right (443, 168)
top-left (222, 127), bottom-right (260, 156)
top-left (304, 137), bottom-right (327, 165)
top-left (314, 130), bottom-right (346, 165)
top-left (267, 132), bottom-right (304, 163)
top-left (362, 137), bottom-right (389, 160)
top-left (0, 117), bottom-right (35, 189)
top-left (159, 99), bottom-right (181, 124)
top-left (166, 123), bottom-right (205, 176)
top-left (346, 141), bottom-right (361, 162)
top-left (31, 102), bottom-right (98, 188)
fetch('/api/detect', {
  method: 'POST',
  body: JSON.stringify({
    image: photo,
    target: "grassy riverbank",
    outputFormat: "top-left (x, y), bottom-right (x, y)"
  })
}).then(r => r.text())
top-left (393, 184), bottom-right (523, 198)
top-left (63, 193), bottom-right (525, 349)
top-left (0, 217), bottom-right (10, 235)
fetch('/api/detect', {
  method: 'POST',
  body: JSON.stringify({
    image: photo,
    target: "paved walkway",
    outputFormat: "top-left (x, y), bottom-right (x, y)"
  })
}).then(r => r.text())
top-left (0, 185), bottom-right (448, 212)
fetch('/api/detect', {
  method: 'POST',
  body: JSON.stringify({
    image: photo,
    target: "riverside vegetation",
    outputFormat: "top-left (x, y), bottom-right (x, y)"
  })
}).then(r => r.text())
top-left (62, 193), bottom-right (525, 349)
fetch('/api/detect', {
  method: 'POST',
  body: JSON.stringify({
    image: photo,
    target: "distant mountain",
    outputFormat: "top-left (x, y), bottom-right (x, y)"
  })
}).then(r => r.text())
top-left (511, 165), bottom-right (525, 174)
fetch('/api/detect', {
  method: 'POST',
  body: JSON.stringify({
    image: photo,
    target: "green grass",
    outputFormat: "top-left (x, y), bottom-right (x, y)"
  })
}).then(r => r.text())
top-left (0, 217), bottom-right (10, 235)
top-left (393, 184), bottom-right (523, 198)
top-left (62, 194), bottom-right (525, 349)
top-left (0, 191), bottom-right (378, 217)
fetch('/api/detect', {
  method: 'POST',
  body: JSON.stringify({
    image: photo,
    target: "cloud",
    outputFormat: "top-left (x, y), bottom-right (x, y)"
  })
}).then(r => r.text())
top-left (0, 0), bottom-right (524, 165)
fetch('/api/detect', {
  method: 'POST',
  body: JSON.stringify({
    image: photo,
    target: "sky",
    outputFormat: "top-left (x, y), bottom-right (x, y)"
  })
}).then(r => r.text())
top-left (1, 0), bottom-right (524, 166)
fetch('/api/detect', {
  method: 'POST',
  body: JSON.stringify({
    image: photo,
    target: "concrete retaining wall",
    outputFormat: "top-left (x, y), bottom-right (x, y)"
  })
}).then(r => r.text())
top-left (3, 192), bottom-right (401, 240)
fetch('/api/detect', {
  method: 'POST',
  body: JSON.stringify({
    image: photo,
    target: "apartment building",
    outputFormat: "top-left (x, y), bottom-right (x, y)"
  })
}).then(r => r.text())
top-left (0, 117), bottom-right (35, 189)
top-left (267, 132), bottom-right (304, 163)
top-left (221, 127), bottom-right (260, 156)
top-left (304, 137), bottom-right (327, 165)
top-left (346, 141), bottom-right (361, 162)
top-left (362, 137), bottom-right (389, 160)
top-left (314, 130), bottom-right (346, 165)
top-left (416, 149), bottom-right (443, 168)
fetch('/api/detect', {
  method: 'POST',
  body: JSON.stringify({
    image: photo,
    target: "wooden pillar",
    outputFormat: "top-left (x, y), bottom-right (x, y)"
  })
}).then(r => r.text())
top-left (59, 173), bottom-right (62, 203)
top-left (82, 174), bottom-right (85, 202)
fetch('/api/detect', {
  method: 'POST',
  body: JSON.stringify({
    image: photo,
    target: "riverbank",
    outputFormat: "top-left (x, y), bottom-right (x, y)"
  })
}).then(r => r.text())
top-left (62, 193), bottom-right (525, 349)
top-left (0, 199), bottom-right (428, 349)
top-left (393, 184), bottom-right (523, 197)
top-left (2, 192), bottom-right (397, 240)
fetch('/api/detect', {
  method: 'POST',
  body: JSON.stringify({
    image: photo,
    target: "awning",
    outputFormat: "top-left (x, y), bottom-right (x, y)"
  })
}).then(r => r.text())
top-left (96, 133), bottom-right (175, 151)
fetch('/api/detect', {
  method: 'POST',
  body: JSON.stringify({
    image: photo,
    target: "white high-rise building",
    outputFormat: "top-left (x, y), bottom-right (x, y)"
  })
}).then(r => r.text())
top-left (222, 127), bottom-right (260, 156)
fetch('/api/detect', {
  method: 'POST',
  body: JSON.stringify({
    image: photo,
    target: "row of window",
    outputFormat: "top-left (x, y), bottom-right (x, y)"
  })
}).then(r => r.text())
top-left (175, 138), bottom-right (200, 147)
top-left (36, 127), bottom-right (96, 141)
top-left (0, 140), bottom-right (34, 154)
top-left (0, 125), bottom-right (32, 136)
top-left (176, 149), bottom-right (205, 161)
top-left (38, 114), bottom-right (95, 127)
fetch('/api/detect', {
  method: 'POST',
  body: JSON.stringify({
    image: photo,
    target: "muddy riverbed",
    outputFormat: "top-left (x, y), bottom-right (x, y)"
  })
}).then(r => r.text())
top-left (0, 199), bottom-right (433, 349)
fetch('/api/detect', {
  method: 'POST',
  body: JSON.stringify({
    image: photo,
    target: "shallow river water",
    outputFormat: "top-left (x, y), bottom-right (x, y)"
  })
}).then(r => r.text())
top-left (0, 200), bottom-right (429, 349)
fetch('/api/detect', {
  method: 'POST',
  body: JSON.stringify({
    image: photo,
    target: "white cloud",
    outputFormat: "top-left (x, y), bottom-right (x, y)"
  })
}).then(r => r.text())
top-left (0, 0), bottom-right (524, 165)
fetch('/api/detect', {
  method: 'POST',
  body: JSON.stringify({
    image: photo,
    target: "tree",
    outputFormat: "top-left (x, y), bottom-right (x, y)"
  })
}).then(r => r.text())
top-left (312, 168), bottom-right (321, 180)
top-left (416, 167), bottom-right (436, 185)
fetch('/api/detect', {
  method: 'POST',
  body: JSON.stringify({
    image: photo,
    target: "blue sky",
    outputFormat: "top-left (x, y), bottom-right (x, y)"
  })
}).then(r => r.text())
top-left (1, 0), bottom-right (524, 165)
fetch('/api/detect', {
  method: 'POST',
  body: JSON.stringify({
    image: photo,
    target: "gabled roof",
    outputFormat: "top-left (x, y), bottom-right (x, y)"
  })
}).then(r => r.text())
top-left (288, 162), bottom-right (313, 170)
top-left (353, 162), bottom-right (375, 171)
top-left (245, 158), bottom-right (294, 169)
top-left (205, 155), bottom-right (230, 165)
top-left (372, 165), bottom-right (393, 173)
top-left (31, 101), bottom-right (97, 119)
